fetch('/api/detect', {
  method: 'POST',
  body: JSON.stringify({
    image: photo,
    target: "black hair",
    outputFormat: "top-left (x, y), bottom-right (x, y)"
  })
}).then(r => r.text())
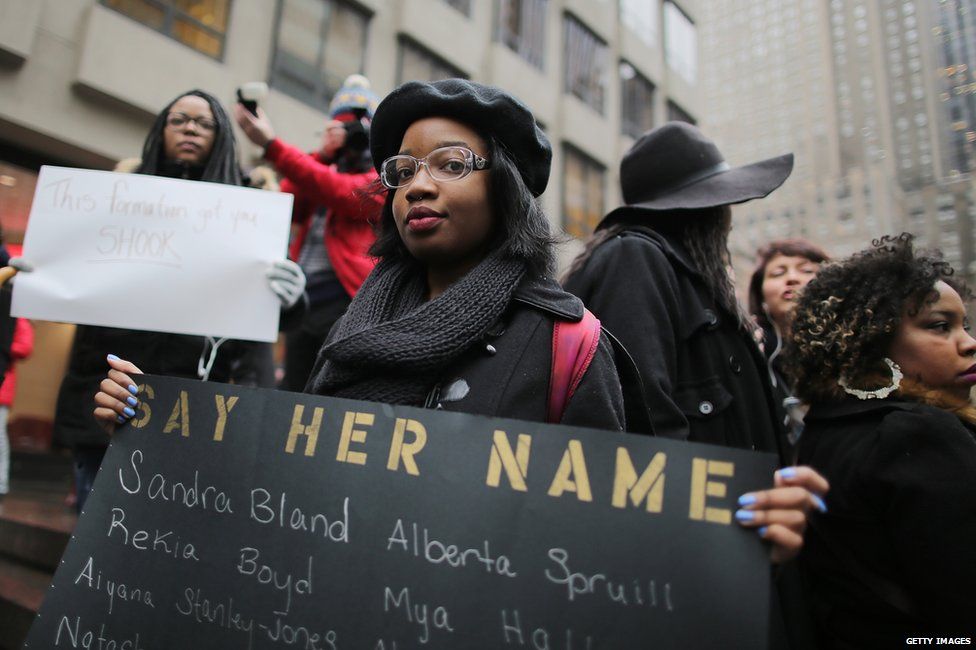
top-left (788, 233), bottom-right (968, 402)
top-left (136, 89), bottom-right (243, 186)
top-left (368, 135), bottom-right (557, 277)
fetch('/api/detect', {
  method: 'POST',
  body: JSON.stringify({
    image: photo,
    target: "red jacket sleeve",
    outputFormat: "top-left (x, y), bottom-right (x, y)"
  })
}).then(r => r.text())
top-left (10, 318), bottom-right (33, 360)
top-left (265, 139), bottom-right (383, 221)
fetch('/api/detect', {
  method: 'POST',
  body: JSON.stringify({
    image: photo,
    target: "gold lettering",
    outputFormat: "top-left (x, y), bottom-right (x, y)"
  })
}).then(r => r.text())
top-left (386, 418), bottom-right (427, 475)
top-left (547, 440), bottom-right (592, 501)
top-left (486, 430), bottom-right (532, 491)
top-left (162, 390), bottom-right (190, 437)
top-left (213, 395), bottom-right (239, 442)
top-left (336, 411), bottom-right (373, 465)
top-left (689, 458), bottom-right (734, 524)
top-left (284, 405), bottom-right (323, 457)
top-left (129, 383), bottom-right (154, 429)
top-left (612, 449), bottom-right (666, 512)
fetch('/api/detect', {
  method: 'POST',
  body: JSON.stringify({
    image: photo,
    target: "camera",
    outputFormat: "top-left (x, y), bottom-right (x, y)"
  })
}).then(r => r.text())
top-left (341, 118), bottom-right (370, 154)
top-left (236, 81), bottom-right (268, 116)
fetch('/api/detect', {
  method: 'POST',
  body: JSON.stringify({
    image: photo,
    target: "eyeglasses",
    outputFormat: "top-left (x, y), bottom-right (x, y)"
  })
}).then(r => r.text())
top-left (380, 146), bottom-right (490, 189)
top-left (166, 112), bottom-right (217, 132)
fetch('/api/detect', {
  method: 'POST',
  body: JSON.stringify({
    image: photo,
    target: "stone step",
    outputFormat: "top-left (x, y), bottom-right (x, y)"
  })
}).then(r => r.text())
top-left (0, 492), bottom-right (74, 572)
top-left (0, 555), bottom-right (48, 650)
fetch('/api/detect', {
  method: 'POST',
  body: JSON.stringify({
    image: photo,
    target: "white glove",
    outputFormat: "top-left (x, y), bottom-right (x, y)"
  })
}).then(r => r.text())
top-left (8, 257), bottom-right (33, 272)
top-left (267, 259), bottom-right (306, 309)
top-left (1, 257), bottom-right (32, 286)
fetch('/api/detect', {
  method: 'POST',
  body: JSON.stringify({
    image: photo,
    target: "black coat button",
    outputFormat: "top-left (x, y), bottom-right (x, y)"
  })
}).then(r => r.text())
top-left (698, 401), bottom-right (714, 415)
top-left (729, 355), bottom-right (742, 374)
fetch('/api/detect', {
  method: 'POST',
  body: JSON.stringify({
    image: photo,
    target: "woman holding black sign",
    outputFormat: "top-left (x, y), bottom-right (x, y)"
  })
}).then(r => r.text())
top-left (788, 234), bottom-right (976, 646)
top-left (95, 80), bottom-right (819, 563)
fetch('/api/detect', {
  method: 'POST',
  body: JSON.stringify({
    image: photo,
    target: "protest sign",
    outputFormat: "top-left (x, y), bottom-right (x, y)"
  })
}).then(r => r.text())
top-left (25, 376), bottom-right (777, 649)
top-left (12, 166), bottom-right (292, 342)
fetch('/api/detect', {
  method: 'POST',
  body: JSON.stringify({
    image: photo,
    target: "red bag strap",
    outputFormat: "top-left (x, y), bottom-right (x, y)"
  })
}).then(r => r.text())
top-left (547, 308), bottom-right (601, 423)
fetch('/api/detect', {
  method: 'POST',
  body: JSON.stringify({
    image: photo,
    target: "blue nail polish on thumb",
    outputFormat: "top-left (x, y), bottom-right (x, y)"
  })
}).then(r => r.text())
top-left (758, 527), bottom-right (768, 538)
top-left (107, 354), bottom-right (120, 361)
top-left (812, 494), bottom-right (828, 513)
top-left (778, 466), bottom-right (798, 479)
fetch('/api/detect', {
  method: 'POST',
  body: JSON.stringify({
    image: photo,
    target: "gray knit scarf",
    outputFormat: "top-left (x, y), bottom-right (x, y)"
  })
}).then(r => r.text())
top-left (307, 250), bottom-right (526, 405)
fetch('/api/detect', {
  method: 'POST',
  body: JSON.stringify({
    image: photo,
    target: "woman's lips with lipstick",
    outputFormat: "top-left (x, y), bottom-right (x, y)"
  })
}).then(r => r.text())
top-left (958, 364), bottom-right (976, 383)
top-left (405, 207), bottom-right (445, 232)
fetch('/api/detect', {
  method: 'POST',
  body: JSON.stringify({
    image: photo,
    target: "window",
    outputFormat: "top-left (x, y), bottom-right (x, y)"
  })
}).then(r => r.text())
top-left (664, 2), bottom-right (697, 84)
top-left (563, 14), bottom-right (609, 113)
top-left (620, 62), bottom-right (655, 138)
top-left (269, 0), bottom-right (370, 109)
top-left (667, 100), bottom-right (696, 125)
top-left (620, 0), bottom-right (658, 46)
top-left (496, 0), bottom-right (547, 69)
top-left (444, 0), bottom-right (472, 14)
top-left (101, 0), bottom-right (230, 59)
top-left (563, 144), bottom-right (605, 239)
top-left (397, 38), bottom-right (467, 84)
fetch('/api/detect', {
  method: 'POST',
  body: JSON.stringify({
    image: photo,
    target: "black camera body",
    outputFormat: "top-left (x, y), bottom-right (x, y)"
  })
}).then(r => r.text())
top-left (342, 118), bottom-right (370, 154)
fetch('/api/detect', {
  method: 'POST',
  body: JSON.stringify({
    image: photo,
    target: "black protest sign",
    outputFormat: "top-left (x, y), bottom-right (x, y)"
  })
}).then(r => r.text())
top-left (25, 375), bottom-right (777, 650)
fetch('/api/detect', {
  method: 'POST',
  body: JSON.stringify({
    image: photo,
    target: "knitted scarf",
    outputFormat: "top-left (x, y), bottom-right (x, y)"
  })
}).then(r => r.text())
top-left (307, 251), bottom-right (526, 405)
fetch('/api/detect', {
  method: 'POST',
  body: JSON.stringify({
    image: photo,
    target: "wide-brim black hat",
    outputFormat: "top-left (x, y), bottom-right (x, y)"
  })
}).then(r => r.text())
top-left (369, 78), bottom-right (552, 196)
top-left (602, 121), bottom-right (793, 223)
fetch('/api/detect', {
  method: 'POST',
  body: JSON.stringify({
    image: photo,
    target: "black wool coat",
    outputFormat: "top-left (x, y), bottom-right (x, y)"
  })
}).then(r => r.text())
top-left (797, 398), bottom-right (976, 647)
top-left (564, 226), bottom-right (785, 458)
top-left (309, 278), bottom-right (630, 433)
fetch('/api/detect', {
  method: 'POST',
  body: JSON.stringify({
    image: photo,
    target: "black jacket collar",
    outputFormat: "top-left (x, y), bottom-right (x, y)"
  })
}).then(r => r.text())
top-left (806, 398), bottom-right (923, 421)
top-left (514, 276), bottom-right (584, 321)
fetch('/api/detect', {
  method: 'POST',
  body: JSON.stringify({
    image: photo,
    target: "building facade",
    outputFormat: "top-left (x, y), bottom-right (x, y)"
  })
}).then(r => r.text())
top-left (0, 0), bottom-right (699, 431)
top-left (702, 0), bottom-right (976, 285)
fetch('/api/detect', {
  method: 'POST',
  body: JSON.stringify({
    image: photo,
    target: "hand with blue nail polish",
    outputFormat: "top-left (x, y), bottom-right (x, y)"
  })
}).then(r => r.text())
top-left (736, 465), bottom-right (830, 563)
top-left (93, 355), bottom-right (145, 434)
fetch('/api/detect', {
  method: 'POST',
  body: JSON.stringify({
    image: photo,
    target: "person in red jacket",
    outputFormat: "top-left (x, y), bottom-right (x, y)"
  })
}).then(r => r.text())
top-left (0, 307), bottom-right (33, 496)
top-left (234, 75), bottom-right (384, 391)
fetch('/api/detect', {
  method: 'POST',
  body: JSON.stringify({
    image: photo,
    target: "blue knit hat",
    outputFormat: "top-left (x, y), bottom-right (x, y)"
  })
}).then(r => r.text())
top-left (329, 74), bottom-right (380, 121)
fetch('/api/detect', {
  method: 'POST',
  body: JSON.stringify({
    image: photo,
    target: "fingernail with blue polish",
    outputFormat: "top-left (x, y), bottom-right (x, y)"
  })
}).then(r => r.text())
top-left (116, 415), bottom-right (125, 424)
top-left (127, 385), bottom-right (138, 395)
top-left (107, 354), bottom-right (120, 361)
top-left (735, 509), bottom-right (755, 522)
top-left (738, 493), bottom-right (757, 507)
top-left (778, 467), bottom-right (798, 479)
top-left (758, 527), bottom-right (768, 538)
top-left (126, 396), bottom-right (138, 407)
top-left (123, 407), bottom-right (135, 418)
top-left (812, 494), bottom-right (828, 513)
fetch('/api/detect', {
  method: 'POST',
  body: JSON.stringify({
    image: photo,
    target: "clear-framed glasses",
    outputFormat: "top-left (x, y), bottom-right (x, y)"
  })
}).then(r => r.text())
top-left (166, 112), bottom-right (217, 132)
top-left (380, 146), bottom-right (490, 189)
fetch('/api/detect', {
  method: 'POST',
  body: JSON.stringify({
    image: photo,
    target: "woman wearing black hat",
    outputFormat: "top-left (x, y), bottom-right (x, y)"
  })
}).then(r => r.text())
top-left (95, 80), bottom-right (630, 430)
top-left (564, 123), bottom-right (828, 562)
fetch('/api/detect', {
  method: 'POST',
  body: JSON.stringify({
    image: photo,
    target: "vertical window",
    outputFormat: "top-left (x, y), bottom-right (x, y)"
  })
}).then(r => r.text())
top-left (563, 14), bottom-right (609, 113)
top-left (563, 145), bottom-right (605, 238)
top-left (667, 100), bottom-right (696, 125)
top-left (444, 0), bottom-right (472, 15)
top-left (101, 0), bottom-right (230, 59)
top-left (269, 0), bottom-right (370, 109)
top-left (619, 0), bottom-right (658, 46)
top-left (664, 1), bottom-right (697, 84)
top-left (397, 38), bottom-right (467, 84)
top-left (620, 62), bottom-right (655, 138)
top-left (496, 0), bottom-right (548, 70)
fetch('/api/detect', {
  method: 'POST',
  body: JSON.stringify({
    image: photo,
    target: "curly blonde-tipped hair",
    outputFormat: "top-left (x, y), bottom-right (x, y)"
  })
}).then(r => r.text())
top-left (787, 233), bottom-right (968, 405)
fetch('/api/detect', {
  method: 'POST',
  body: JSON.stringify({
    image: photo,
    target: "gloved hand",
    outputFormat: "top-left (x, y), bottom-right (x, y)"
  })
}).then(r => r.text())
top-left (267, 259), bottom-right (306, 309)
top-left (0, 257), bottom-right (33, 286)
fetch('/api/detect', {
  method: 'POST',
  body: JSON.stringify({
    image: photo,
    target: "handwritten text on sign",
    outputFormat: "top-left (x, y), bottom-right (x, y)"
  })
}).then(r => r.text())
top-left (12, 166), bottom-right (292, 342)
top-left (25, 376), bottom-right (776, 649)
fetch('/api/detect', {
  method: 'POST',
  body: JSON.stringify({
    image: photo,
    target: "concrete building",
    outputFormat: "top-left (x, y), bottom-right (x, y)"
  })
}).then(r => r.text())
top-left (0, 0), bottom-right (700, 436)
top-left (701, 0), bottom-right (976, 284)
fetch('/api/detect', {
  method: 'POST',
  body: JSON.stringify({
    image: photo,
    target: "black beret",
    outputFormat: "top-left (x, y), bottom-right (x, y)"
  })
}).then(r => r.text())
top-left (369, 78), bottom-right (552, 196)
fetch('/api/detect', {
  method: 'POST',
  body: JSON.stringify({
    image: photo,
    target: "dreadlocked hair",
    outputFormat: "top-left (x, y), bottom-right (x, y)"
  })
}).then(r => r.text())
top-left (787, 233), bottom-right (970, 405)
top-left (137, 89), bottom-right (243, 186)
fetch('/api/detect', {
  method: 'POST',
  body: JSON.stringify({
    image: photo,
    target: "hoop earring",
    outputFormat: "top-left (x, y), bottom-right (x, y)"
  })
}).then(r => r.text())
top-left (838, 357), bottom-right (903, 400)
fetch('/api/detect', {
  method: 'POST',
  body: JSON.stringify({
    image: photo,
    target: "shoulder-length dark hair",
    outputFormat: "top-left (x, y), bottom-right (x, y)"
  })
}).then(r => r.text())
top-left (788, 233), bottom-right (967, 403)
top-left (136, 89), bottom-right (243, 186)
top-left (748, 238), bottom-right (830, 328)
top-left (368, 135), bottom-right (557, 277)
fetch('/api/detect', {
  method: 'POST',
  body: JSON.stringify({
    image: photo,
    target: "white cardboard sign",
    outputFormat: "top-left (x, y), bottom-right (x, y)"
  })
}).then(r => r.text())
top-left (12, 166), bottom-right (293, 342)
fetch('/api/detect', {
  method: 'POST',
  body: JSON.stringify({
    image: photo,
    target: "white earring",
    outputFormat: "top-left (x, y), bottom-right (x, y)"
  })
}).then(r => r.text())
top-left (838, 357), bottom-right (903, 400)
